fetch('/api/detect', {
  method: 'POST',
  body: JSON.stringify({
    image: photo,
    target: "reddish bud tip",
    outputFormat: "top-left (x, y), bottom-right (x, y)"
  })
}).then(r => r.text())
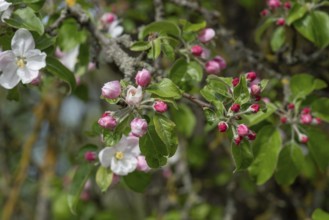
top-left (234, 135), bottom-right (243, 145)
top-left (299, 134), bottom-right (308, 144)
top-left (312, 117), bottom-right (321, 125)
top-left (84, 151), bottom-right (96, 162)
top-left (280, 116), bottom-right (288, 124)
top-left (301, 107), bottom-right (311, 115)
top-left (250, 104), bottom-right (260, 113)
top-left (237, 124), bottom-right (249, 136)
top-left (232, 77), bottom-right (240, 87)
top-left (284, 2), bottom-right (291, 9)
top-left (300, 113), bottom-right (312, 125)
top-left (218, 121), bottom-right (229, 132)
top-left (230, 103), bottom-right (241, 113)
top-left (287, 103), bottom-right (295, 110)
top-left (250, 84), bottom-right (261, 96)
top-left (276, 18), bottom-right (285, 26)
top-left (247, 131), bottom-right (257, 140)
top-left (246, 71), bottom-right (257, 82)
top-left (261, 9), bottom-right (270, 16)
top-left (191, 45), bottom-right (203, 57)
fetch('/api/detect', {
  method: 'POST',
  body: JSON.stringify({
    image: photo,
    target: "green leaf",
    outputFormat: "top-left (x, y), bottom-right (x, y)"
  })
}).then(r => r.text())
top-left (123, 171), bottom-right (152, 193)
top-left (45, 56), bottom-right (77, 91)
top-left (233, 75), bottom-right (250, 104)
top-left (58, 19), bottom-right (87, 52)
top-left (170, 103), bottom-right (196, 137)
top-left (95, 166), bottom-right (113, 192)
top-left (33, 33), bottom-right (56, 50)
top-left (306, 127), bottom-right (329, 172)
top-left (248, 126), bottom-right (282, 185)
top-left (161, 41), bottom-right (175, 61)
top-left (67, 164), bottom-right (93, 214)
top-left (311, 98), bottom-right (329, 123)
top-left (232, 141), bottom-right (253, 172)
top-left (286, 3), bottom-right (308, 25)
top-left (290, 73), bottom-right (327, 98)
top-left (255, 17), bottom-right (275, 44)
top-left (153, 114), bottom-right (178, 156)
top-left (148, 38), bottom-right (161, 59)
top-left (312, 209), bottom-right (329, 220)
top-left (140, 20), bottom-right (181, 39)
top-left (294, 11), bottom-right (329, 48)
top-left (102, 130), bottom-right (122, 146)
top-left (271, 27), bottom-right (286, 52)
top-left (139, 125), bottom-right (168, 168)
top-left (242, 102), bottom-right (277, 126)
top-left (204, 75), bottom-right (232, 99)
top-left (5, 7), bottom-right (44, 35)
top-left (180, 19), bottom-right (206, 32)
top-left (275, 143), bottom-right (304, 185)
top-left (130, 41), bottom-right (151, 51)
top-left (147, 78), bottom-right (182, 99)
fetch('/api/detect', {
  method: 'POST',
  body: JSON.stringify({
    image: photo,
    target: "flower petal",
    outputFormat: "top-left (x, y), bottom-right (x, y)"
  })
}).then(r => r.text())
top-left (25, 49), bottom-right (46, 71)
top-left (0, 51), bottom-right (20, 89)
top-left (17, 67), bottom-right (39, 84)
top-left (111, 155), bottom-right (137, 176)
top-left (1, 7), bottom-right (12, 22)
top-left (11, 28), bottom-right (35, 57)
top-left (98, 147), bottom-right (116, 168)
top-left (0, 1), bottom-right (11, 12)
top-left (59, 46), bottom-right (79, 71)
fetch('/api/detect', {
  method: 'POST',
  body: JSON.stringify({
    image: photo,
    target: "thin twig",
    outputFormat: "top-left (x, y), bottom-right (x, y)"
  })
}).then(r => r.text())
top-left (182, 93), bottom-right (212, 109)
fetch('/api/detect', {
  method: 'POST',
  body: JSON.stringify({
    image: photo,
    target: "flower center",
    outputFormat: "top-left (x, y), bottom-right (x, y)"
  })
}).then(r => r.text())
top-left (16, 58), bottom-right (26, 69)
top-left (115, 151), bottom-right (124, 160)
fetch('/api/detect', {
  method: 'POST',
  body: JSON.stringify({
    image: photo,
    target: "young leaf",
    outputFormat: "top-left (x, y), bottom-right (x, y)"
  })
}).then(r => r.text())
top-left (290, 73), bottom-right (327, 98)
top-left (139, 125), bottom-right (168, 168)
top-left (271, 27), bottom-right (286, 52)
top-left (153, 114), bottom-right (178, 156)
top-left (255, 17), bottom-right (275, 44)
top-left (286, 3), bottom-right (308, 25)
top-left (46, 56), bottom-right (77, 91)
top-left (242, 102), bottom-right (277, 126)
top-left (95, 166), bottom-right (113, 192)
top-left (130, 41), bottom-right (151, 51)
top-left (67, 164), bottom-right (93, 214)
top-left (232, 141), bottom-right (254, 172)
top-left (275, 142), bottom-right (304, 185)
top-left (170, 103), bottom-right (196, 137)
top-left (248, 126), bottom-right (282, 185)
top-left (312, 209), bottom-right (329, 220)
top-left (5, 7), bottom-right (44, 35)
top-left (233, 75), bottom-right (250, 104)
top-left (140, 20), bottom-right (181, 39)
top-left (311, 97), bottom-right (329, 123)
top-left (147, 78), bottom-right (182, 99)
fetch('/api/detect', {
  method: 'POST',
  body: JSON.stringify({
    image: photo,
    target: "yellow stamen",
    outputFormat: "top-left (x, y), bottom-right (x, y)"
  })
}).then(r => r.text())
top-left (115, 151), bottom-right (124, 160)
top-left (66, 0), bottom-right (76, 7)
top-left (16, 59), bottom-right (25, 68)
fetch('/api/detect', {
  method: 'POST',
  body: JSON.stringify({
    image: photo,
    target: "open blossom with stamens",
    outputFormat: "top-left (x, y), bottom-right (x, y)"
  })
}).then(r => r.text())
top-left (0, 28), bottom-right (46, 89)
top-left (98, 135), bottom-right (140, 176)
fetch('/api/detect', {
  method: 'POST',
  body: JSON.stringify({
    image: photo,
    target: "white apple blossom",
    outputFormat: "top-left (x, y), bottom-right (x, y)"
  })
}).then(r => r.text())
top-left (108, 20), bottom-right (123, 38)
top-left (0, 28), bottom-right (46, 89)
top-left (98, 135), bottom-right (141, 176)
top-left (0, 0), bottom-right (11, 22)
top-left (55, 46), bottom-right (79, 71)
top-left (125, 85), bottom-right (143, 106)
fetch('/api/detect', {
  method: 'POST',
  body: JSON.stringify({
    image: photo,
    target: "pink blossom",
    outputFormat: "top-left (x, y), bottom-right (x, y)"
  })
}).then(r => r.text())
top-left (135, 69), bottom-right (151, 87)
top-left (98, 113), bottom-right (117, 129)
top-left (136, 156), bottom-right (151, 172)
top-left (102, 80), bottom-right (121, 99)
top-left (191, 45), bottom-right (203, 56)
top-left (153, 101), bottom-right (168, 113)
top-left (130, 118), bottom-right (148, 137)
top-left (198, 28), bottom-right (215, 43)
top-left (237, 124), bottom-right (249, 136)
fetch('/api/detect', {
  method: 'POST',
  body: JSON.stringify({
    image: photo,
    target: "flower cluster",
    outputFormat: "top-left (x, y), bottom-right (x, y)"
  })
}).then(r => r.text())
top-left (260, 0), bottom-right (292, 26)
top-left (217, 72), bottom-right (264, 145)
top-left (190, 28), bottom-right (227, 75)
top-left (100, 12), bottom-right (123, 38)
top-left (280, 104), bottom-right (321, 144)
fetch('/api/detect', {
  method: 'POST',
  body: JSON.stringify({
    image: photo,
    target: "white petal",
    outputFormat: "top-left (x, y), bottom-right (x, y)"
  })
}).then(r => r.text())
top-left (11, 29), bottom-right (35, 57)
top-left (0, 51), bottom-right (20, 89)
top-left (108, 21), bottom-right (123, 38)
top-left (1, 7), bottom-right (12, 22)
top-left (111, 156), bottom-right (137, 176)
top-left (0, 1), bottom-right (11, 12)
top-left (98, 147), bottom-right (116, 168)
top-left (17, 67), bottom-right (39, 84)
top-left (25, 49), bottom-right (46, 71)
top-left (59, 46), bottom-right (79, 71)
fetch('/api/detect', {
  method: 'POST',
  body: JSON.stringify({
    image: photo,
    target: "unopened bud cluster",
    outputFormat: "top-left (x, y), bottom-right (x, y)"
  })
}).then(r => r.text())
top-left (279, 104), bottom-right (321, 144)
top-left (217, 72), bottom-right (265, 145)
top-left (260, 0), bottom-right (292, 26)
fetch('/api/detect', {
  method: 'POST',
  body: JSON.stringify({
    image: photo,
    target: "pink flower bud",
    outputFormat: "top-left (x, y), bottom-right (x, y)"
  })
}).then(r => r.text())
top-left (276, 18), bottom-right (285, 26)
top-left (126, 85), bottom-right (143, 106)
top-left (205, 60), bottom-right (221, 74)
top-left (218, 121), bottom-right (229, 132)
top-left (300, 113), bottom-right (312, 125)
top-left (213, 56), bottom-right (227, 70)
top-left (247, 131), bottom-right (257, 140)
top-left (201, 47), bottom-right (210, 59)
top-left (30, 74), bottom-right (42, 86)
top-left (130, 118), bottom-right (148, 137)
top-left (312, 117), bottom-right (321, 125)
top-left (254, 95), bottom-right (262, 101)
top-left (84, 151), bottom-right (96, 162)
top-left (250, 84), bottom-right (261, 96)
top-left (102, 81), bottom-right (121, 99)
top-left (135, 69), bottom-right (151, 87)
top-left (110, 174), bottom-right (121, 187)
top-left (191, 45), bottom-right (203, 56)
top-left (88, 62), bottom-right (96, 71)
top-left (284, 1), bottom-right (291, 9)
top-left (287, 103), bottom-right (295, 110)
top-left (301, 107), bottom-right (311, 115)
top-left (198, 28), bottom-right (215, 43)
top-left (101, 12), bottom-right (116, 25)
top-left (262, 97), bottom-right (270, 103)
top-left (80, 191), bottom-right (90, 201)
top-left (234, 135), bottom-right (243, 145)
top-left (232, 77), bottom-right (240, 87)
top-left (237, 124), bottom-right (249, 136)
top-left (267, 0), bottom-right (282, 9)
top-left (136, 156), bottom-right (151, 172)
top-left (260, 9), bottom-right (270, 16)
top-left (280, 116), bottom-right (288, 124)
top-left (249, 104), bottom-right (260, 113)
top-left (246, 71), bottom-right (257, 82)
top-left (98, 113), bottom-right (117, 129)
top-left (299, 134), bottom-right (308, 144)
top-left (230, 103), bottom-right (240, 113)
top-left (153, 101), bottom-right (168, 113)
top-left (55, 47), bottom-right (64, 58)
